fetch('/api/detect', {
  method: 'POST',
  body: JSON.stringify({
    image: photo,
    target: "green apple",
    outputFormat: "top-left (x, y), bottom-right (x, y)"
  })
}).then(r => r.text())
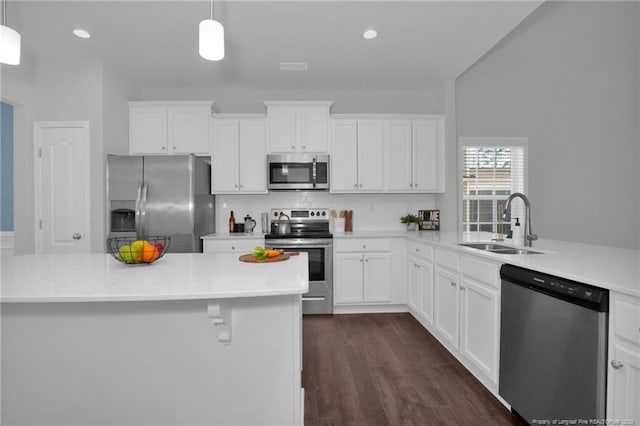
top-left (119, 245), bottom-right (136, 262)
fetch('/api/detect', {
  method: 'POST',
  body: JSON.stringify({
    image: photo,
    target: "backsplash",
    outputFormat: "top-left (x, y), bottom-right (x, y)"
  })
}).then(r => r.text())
top-left (214, 192), bottom-right (437, 233)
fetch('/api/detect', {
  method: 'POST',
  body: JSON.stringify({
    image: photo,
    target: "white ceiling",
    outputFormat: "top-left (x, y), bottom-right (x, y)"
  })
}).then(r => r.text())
top-left (11, 1), bottom-right (544, 90)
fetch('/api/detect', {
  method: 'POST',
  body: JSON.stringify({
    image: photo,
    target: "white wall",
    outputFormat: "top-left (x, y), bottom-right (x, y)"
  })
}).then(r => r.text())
top-left (139, 87), bottom-right (446, 114)
top-left (215, 192), bottom-right (437, 235)
top-left (456, 1), bottom-right (640, 249)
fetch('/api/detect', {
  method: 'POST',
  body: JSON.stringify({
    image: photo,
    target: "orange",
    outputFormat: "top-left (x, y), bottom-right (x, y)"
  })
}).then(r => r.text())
top-left (141, 241), bottom-right (159, 262)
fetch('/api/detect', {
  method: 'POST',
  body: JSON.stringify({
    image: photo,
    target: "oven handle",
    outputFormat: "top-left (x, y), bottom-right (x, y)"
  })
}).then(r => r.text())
top-left (265, 241), bottom-right (333, 249)
top-left (302, 297), bottom-right (326, 301)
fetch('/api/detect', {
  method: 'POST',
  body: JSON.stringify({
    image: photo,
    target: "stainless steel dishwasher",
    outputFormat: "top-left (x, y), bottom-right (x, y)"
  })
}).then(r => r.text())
top-left (499, 264), bottom-right (609, 425)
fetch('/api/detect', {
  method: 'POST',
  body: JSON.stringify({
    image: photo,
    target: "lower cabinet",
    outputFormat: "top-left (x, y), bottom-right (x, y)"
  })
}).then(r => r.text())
top-left (335, 252), bottom-right (391, 304)
top-left (408, 255), bottom-right (434, 325)
top-left (607, 292), bottom-right (640, 422)
top-left (429, 249), bottom-right (501, 389)
top-left (434, 264), bottom-right (460, 348)
top-left (459, 275), bottom-right (500, 384)
top-left (334, 238), bottom-right (393, 305)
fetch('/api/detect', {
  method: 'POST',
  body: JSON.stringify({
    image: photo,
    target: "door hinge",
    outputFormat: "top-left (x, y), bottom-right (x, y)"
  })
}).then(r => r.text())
top-left (39, 220), bottom-right (43, 230)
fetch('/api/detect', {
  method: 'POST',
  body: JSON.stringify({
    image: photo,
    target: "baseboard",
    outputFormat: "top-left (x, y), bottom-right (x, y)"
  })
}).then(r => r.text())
top-left (333, 304), bottom-right (409, 314)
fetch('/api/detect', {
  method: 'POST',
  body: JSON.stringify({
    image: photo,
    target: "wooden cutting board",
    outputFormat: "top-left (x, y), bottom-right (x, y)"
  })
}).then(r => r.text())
top-left (238, 252), bottom-right (300, 263)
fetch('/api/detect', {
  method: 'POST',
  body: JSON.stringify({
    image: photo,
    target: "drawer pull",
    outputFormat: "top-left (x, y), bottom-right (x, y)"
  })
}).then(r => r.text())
top-left (450, 282), bottom-right (456, 287)
top-left (611, 360), bottom-right (624, 369)
top-left (231, 246), bottom-right (235, 250)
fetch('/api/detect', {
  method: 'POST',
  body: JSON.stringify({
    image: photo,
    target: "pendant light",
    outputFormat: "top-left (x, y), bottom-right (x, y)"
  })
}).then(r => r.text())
top-left (199, 0), bottom-right (224, 61)
top-left (0, 0), bottom-right (20, 65)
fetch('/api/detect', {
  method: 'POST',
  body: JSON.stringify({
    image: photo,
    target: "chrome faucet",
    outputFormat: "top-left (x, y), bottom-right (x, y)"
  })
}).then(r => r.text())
top-left (502, 192), bottom-right (538, 247)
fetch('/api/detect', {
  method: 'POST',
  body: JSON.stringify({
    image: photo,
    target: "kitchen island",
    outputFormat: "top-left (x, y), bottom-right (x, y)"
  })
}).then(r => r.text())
top-left (1, 253), bottom-right (308, 426)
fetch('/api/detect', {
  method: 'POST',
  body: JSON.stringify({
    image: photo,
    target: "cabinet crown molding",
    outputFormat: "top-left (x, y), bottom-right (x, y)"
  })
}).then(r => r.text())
top-left (263, 100), bottom-right (334, 108)
top-left (331, 113), bottom-right (445, 120)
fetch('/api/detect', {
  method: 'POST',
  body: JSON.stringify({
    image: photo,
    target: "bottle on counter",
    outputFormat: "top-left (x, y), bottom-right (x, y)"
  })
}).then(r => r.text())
top-left (512, 217), bottom-right (523, 245)
top-left (229, 211), bottom-right (235, 233)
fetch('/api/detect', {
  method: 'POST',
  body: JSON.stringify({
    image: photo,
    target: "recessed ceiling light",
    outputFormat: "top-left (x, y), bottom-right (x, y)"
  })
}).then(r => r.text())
top-left (363, 29), bottom-right (377, 40)
top-left (73, 29), bottom-right (91, 39)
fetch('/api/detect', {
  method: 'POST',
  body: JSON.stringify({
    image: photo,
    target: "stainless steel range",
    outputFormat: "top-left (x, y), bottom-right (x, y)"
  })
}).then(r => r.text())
top-left (264, 208), bottom-right (333, 315)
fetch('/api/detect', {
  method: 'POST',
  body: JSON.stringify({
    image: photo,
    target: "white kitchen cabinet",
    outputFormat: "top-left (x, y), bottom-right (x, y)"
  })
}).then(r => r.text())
top-left (459, 274), bottom-right (500, 385)
top-left (384, 117), bottom-right (445, 193)
top-left (406, 240), bottom-right (435, 324)
top-left (129, 101), bottom-right (213, 155)
top-left (408, 256), bottom-right (434, 324)
top-left (607, 292), bottom-right (640, 423)
top-left (330, 119), bottom-right (384, 192)
top-left (264, 101), bottom-right (333, 153)
top-left (334, 239), bottom-right (392, 305)
top-left (434, 264), bottom-right (460, 348)
top-left (203, 238), bottom-right (263, 254)
top-left (211, 116), bottom-right (267, 194)
top-left (432, 250), bottom-right (501, 388)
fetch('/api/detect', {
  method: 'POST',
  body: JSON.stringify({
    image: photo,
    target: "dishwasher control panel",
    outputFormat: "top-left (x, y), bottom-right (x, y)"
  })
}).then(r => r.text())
top-left (501, 264), bottom-right (608, 311)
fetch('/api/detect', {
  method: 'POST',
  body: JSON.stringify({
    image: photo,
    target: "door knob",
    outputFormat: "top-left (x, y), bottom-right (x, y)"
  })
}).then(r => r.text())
top-left (72, 233), bottom-right (82, 240)
top-left (611, 360), bottom-right (624, 369)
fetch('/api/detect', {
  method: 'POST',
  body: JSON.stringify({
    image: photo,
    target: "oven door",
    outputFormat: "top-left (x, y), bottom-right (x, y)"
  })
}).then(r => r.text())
top-left (267, 154), bottom-right (329, 190)
top-left (265, 239), bottom-right (333, 314)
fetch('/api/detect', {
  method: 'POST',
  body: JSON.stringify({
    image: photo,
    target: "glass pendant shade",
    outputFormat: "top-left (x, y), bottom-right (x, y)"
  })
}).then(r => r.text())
top-left (0, 24), bottom-right (20, 65)
top-left (199, 19), bottom-right (224, 61)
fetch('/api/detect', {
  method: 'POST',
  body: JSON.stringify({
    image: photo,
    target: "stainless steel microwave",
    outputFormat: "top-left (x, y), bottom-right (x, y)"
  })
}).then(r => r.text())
top-left (267, 154), bottom-right (329, 190)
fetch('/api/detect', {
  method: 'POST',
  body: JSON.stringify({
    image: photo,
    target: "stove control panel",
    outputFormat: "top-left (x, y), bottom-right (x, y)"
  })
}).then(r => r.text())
top-left (271, 208), bottom-right (330, 221)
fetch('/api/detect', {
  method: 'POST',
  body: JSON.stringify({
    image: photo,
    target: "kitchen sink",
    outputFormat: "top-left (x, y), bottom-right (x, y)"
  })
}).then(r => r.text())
top-left (458, 243), bottom-right (541, 255)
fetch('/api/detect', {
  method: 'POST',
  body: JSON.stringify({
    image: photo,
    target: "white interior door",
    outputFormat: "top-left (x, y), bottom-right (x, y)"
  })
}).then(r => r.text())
top-left (34, 121), bottom-right (90, 254)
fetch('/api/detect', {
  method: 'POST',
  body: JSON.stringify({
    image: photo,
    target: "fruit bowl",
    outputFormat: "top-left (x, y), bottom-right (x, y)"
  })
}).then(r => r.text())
top-left (106, 236), bottom-right (170, 265)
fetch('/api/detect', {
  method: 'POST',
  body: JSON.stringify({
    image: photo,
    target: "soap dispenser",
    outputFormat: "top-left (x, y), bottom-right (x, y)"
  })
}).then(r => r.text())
top-left (513, 218), bottom-right (524, 246)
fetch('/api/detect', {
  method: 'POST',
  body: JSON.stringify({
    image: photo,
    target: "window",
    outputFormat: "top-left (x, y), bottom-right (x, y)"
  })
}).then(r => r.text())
top-left (459, 138), bottom-right (528, 234)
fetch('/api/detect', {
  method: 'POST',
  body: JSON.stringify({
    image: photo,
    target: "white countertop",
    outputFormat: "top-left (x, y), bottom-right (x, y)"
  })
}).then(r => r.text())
top-left (0, 253), bottom-right (309, 303)
top-left (405, 231), bottom-right (640, 298)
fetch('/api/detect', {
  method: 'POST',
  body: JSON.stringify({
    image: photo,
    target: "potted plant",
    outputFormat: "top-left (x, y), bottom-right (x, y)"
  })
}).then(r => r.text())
top-left (400, 213), bottom-right (421, 231)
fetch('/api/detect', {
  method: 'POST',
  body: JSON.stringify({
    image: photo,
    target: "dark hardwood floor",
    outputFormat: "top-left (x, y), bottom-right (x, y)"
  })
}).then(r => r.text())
top-left (303, 313), bottom-right (527, 426)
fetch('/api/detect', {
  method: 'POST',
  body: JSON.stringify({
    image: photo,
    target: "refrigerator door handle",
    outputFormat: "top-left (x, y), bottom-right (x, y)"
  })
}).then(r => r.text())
top-left (140, 181), bottom-right (149, 237)
top-left (134, 181), bottom-right (143, 238)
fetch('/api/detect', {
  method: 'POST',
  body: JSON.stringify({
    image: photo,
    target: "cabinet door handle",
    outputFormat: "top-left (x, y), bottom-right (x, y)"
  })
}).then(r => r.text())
top-left (354, 184), bottom-right (358, 188)
top-left (415, 248), bottom-right (420, 252)
top-left (460, 286), bottom-right (466, 291)
top-left (173, 146), bottom-right (177, 150)
top-left (231, 246), bottom-right (236, 250)
top-left (360, 257), bottom-right (363, 263)
top-left (365, 258), bottom-right (369, 262)
top-left (291, 145), bottom-right (296, 150)
top-left (450, 282), bottom-right (456, 287)
top-left (362, 245), bottom-right (366, 249)
top-left (161, 146), bottom-right (166, 151)
top-left (611, 360), bottom-right (624, 369)
top-left (359, 184), bottom-right (363, 188)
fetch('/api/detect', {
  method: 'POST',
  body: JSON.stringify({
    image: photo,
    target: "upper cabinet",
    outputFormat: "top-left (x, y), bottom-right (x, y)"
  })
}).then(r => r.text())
top-left (264, 101), bottom-right (333, 153)
top-left (384, 116), bottom-right (445, 193)
top-left (211, 115), bottom-right (267, 194)
top-left (128, 101), bottom-right (213, 155)
top-left (330, 118), bottom-right (384, 193)
top-left (330, 114), bottom-right (445, 194)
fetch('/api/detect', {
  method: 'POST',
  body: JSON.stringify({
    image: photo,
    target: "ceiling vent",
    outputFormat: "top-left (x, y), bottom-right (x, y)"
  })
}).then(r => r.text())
top-left (279, 62), bottom-right (308, 71)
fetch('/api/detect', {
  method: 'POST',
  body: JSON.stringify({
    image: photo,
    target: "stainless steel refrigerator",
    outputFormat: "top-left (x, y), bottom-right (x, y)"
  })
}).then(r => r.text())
top-left (107, 155), bottom-right (214, 253)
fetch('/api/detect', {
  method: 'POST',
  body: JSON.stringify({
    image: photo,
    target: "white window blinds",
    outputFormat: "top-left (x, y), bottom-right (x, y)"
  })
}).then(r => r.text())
top-left (460, 138), bottom-right (528, 234)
